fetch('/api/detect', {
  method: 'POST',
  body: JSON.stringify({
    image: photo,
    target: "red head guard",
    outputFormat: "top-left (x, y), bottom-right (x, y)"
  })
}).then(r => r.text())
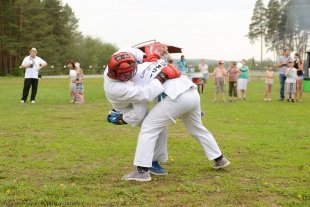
top-left (107, 52), bottom-right (137, 81)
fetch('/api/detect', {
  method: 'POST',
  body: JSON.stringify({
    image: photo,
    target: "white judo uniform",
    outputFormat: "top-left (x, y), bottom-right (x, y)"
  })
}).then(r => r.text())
top-left (104, 48), bottom-right (222, 169)
top-left (104, 59), bottom-right (170, 163)
top-left (131, 60), bottom-right (223, 168)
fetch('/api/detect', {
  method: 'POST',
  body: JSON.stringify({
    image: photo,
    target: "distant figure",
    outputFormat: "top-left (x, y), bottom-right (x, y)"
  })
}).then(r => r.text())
top-left (67, 60), bottom-right (78, 103)
top-left (176, 55), bottom-right (188, 75)
top-left (264, 64), bottom-right (274, 101)
top-left (20, 48), bottom-right (47, 104)
top-left (285, 61), bottom-right (297, 102)
top-left (198, 59), bottom-right (209, 84)
top-left (227, 62), bottom-right (239, 102)
top-left (212, 60), bottom-right (227, 102)
top-left (294, 53), bottom-right (304, 102)
top-left (237, 59), bottom-right (250, 100)
top-left (74, 62), bottom-right (85, 104)
top-left (276, 49), bottom-right (293, 101)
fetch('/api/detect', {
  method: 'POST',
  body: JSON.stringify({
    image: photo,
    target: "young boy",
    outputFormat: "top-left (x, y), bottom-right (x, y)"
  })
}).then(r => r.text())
top-left (264, 64), bottom-right (274, 101)
top-left (285, 61), bottom-right (297, 102)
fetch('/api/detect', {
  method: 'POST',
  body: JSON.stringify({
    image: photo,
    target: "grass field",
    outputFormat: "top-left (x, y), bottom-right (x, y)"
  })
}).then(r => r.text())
top-left (0, 77), bottom-right (309, 207)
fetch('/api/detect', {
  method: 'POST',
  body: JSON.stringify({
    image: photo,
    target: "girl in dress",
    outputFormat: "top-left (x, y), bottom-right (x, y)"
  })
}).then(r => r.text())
top-left (67, 60), bottom-right (78, 103)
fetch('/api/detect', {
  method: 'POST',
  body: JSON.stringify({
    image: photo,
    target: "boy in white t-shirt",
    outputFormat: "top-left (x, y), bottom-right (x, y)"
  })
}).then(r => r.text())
top-left (285, 61), bottom-right (297, 102)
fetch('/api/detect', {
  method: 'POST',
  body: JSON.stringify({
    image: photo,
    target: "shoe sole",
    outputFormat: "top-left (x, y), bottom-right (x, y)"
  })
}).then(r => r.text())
top-left (149, 171), bottom-right (168, 176)
top-left (213, 160), bottom-right (230, 170)
top-left (122, 177), bottom-right (151, 182)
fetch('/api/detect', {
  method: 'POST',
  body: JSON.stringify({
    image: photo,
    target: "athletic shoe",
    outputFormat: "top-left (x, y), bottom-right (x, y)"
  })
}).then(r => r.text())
top-left (20, 100), bottom-right (25, 103)
top-left (213, 157), bottom-right (230, 170)
top-left (149, 161), bottom-right (168, 175)
top-left (264, 98), bottom-right (268, 101)
top-left (122, 170), bottom-right (151, 182)
top-left (30, 100), bottom-right (35, 104)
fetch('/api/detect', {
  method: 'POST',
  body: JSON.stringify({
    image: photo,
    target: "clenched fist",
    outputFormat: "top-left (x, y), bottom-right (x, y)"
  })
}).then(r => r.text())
top-left (156, 64), bottom-right (181, 84)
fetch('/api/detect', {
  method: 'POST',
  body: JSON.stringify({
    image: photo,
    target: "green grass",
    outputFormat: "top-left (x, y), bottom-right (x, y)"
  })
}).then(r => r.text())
top-left (0, 77), bottom-right (309, 207)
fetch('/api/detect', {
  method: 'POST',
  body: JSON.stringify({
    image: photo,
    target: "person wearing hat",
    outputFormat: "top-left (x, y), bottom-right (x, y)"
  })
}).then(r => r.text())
top-left (20, 48), bottom-right (47, 103)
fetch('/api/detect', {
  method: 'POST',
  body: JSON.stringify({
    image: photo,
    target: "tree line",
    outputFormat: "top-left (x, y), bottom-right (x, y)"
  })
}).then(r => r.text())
top-left (248, 0), bottom-right (310, 64)
top-left (0, 0), bottom-right (117, 76)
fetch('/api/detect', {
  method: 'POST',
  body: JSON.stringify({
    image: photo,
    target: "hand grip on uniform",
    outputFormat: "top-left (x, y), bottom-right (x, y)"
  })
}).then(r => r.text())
top-left (156, 64), bottom-right (181, 84)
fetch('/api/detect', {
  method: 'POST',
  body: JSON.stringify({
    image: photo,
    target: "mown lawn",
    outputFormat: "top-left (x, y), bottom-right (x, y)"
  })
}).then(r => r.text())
top-left (0, 76), bottom-right (309, 207)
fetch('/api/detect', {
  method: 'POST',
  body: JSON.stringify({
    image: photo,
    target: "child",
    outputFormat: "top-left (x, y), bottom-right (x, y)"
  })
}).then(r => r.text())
top-left (285, 61), bottom-right (297, 102)
top-left (74, 62), bottom-right (84, 104)
top-left (237, 59), bottom-right (250, 100)
top-left (264, 64), bottom-right (274, 101)
top-left (227, 62), bottom-right (239, 102)
top-left (212, 60), bottom-right (227, 102)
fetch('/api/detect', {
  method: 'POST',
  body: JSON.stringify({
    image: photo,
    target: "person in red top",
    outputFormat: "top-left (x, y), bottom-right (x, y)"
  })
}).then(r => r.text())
top-left (227, 62), bottom-right (240, 102)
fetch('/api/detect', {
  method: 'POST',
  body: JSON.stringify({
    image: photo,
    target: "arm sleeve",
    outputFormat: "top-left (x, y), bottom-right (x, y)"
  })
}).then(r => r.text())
top-left (114, 79), bottom-right (164, 103)
top-left (122, 102), bottom-right (148, 127)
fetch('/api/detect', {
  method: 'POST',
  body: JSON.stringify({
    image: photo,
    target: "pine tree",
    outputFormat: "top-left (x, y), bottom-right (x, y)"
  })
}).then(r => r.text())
top-left (265, 0), bottom-right (281, 56)
top-left (248, 0), bottom-right (267, 70)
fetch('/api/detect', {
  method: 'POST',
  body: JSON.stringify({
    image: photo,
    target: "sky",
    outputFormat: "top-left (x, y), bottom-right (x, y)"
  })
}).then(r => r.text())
top-left (62, 0), bottom-right (273, 61)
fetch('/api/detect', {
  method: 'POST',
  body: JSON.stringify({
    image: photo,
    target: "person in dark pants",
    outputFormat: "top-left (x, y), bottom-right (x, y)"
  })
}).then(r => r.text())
top-left (276, 49), bottom-right (293, 101)
top-left (20, 48), bottom-right (47, 103)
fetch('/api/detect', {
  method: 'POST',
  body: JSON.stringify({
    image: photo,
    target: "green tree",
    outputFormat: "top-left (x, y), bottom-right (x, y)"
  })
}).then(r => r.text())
top-left (248, 0), bottom-right (267, 70)
top-left (265, 0), bottom-right (281, 56)
top-left (0, 0), bottom-right (117, 76)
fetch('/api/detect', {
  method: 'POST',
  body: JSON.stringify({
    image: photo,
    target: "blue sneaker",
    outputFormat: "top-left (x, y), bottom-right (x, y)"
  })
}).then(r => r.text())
top-left (149, 161), bottom-right (168, 175)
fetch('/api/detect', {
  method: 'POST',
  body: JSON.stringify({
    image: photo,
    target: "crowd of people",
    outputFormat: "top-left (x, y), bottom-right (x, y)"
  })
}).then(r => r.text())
top-left (173, 48), bottom-right (304, 103)
top-left (19, 47), bottom-right (305, 106)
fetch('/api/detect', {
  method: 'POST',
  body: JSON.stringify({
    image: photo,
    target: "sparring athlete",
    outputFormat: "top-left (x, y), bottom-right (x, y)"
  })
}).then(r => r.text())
top-left (121, 45), bottom-right (230, 182)
top-left (104, 47), bottom-right (180, 175)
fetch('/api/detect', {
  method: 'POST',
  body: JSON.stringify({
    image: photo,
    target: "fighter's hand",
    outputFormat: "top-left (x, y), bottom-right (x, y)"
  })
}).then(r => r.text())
top-left (155, 64), bottom-right (181, 84)
top-left (107, 110), bottom-right (127, 125)
top-left (143, 53), bottom-right (160, 62)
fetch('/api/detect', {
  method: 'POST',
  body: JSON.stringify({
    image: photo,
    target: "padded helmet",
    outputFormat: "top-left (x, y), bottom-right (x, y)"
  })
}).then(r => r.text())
top-left (107, 52), bottom-right (137, 81)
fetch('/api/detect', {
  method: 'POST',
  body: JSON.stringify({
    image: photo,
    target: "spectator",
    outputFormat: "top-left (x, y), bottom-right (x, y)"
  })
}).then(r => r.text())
top-left (264, 64), bottom-right (274, 101)
top-left (276, 49), bottom-right (293, 101)
top-left (212, 60), bottom-right (227, 102)
top-left (20, 48), bottom-right (47, 104)
top-left (198, 59), bottom-right (209, 84)
top-left (294, 53), bottom-right (304, 102)
top-left (285, 61), bottom-right (297, 102)
top-left (74, 62), bottom-right (85, 104)
top-left (67, 60), bottom-right (78, 103)
top-left (176, 55), bottom-right (188, 75)
top-left (237, 59), bottom-right (250, 100)
top-left (227, 62), bottom-right (239, 102)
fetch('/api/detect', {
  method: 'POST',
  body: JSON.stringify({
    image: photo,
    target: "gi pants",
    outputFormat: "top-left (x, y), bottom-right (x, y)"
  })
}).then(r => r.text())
top-left (134, 87), bottom-right (222, 167)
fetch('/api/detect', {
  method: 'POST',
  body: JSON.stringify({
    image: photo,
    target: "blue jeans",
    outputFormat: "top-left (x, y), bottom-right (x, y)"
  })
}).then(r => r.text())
top-left (279, 74), bottom-right (286, 99)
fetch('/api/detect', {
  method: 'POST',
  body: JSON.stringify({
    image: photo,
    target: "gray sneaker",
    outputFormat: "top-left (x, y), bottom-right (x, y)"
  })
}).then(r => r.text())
top-left (122, 170), bottom-right (151, 182)
top-left (213, 157), bottom-right (230, 170)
